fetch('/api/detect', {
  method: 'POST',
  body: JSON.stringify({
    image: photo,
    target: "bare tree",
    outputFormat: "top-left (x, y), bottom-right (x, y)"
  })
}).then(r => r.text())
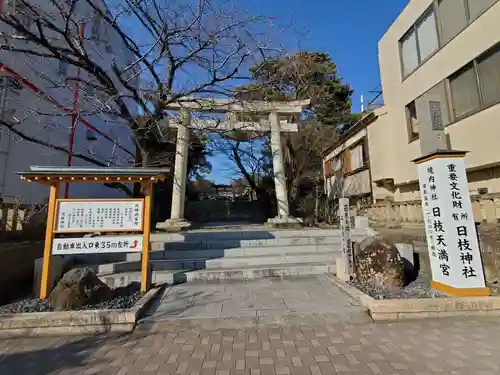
top-left (209, 134), bottom-right (271, 196)
top-left (0, 0), bottom-right (281, 168)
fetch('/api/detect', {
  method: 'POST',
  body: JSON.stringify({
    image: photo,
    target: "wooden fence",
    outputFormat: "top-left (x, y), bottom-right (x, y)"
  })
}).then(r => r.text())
top-left (0, 202), bottom-right (46, 241)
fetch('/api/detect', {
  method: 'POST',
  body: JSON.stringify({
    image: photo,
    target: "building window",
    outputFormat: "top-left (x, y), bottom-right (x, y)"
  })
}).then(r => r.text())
top-left (350, 143), bottom-right (364, 171)
top-left (400, 0), bottom-right (500, 79)
top-left (86, 128), bottom-right (98, 141)
top-left (332, 156), bottom-right (341, 172)
top-left (90, 17), bottom-right (101, 40)
top-left (406, 101), bottom-right (419, 142)
top-left (437, 0), bottom-right (468, 45)
top-left (401, 29), bottom-right (419, 76)
top-left (340, 140), bottom-right (367, 174)
top-left (341, 150), bottom-right (352, 174)
top-left (57, 60), bottom-right (68, 77)
top-left (449, 63), bottom-right (481, 118)
top-left (476, 44), bottom-right (500, 107)
top-left (400, 7), bottom-right (439, 76)
top-left (324, 155), bottom-right (342, 177)
top-left (86, 82), bottom-right (95, 97)
top-left (416, 8), bottom-right (439, 62)
top-left (467, 0), bottom-right (497, 21)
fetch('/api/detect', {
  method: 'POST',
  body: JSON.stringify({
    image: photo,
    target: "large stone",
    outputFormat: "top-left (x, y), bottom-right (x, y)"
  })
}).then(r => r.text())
top-left (48, 268), bottom-right (112, 311)
top-left (355, 235), bottom-right (405, 291)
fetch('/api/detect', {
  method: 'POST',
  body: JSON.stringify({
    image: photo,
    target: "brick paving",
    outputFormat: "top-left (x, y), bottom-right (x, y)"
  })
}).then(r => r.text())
top-left (1, 317), bottom-right (500, 374)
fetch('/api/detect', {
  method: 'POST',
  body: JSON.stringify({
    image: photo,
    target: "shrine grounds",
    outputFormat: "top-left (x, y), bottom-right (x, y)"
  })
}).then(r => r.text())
top-left (2, 276), bottom-right (500, 374)
top-left (1, 312), bottom-right (500, 375)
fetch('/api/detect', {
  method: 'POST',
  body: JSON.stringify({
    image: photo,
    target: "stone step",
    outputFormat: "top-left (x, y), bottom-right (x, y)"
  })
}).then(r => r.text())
top-left (73, 235), bottom-right (360, 266)
top-left (97, 244), bottom-right (343, 265)
top-left (99, 262), bottom-right (335, 288)
top-left (149, 244), bottom-right (341, 260)
top-left (150, 235), bottom-right (366, 251)
top-left (151, 228), bottom-right (368, 243)
top-left (95, 252), bottom-right (339, 275)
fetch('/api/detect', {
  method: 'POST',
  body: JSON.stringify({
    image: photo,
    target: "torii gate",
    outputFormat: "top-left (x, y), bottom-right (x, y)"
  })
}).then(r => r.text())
top-left (156, 98), bottom-right (311, 230)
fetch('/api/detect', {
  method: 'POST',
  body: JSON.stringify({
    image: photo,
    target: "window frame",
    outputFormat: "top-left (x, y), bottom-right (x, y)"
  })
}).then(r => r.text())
top-left (399, 4), bottom-right (441, 79)
top-left (342, 138), bottom-right (369, 176)
top-left (466, 0), bottom-right (498, 21)
top-left (445, 42), bottom-right (500, 123)
top-left (475, 43), bottom-right (500, 107)
top-left (405, 101), bottom-right (420, 143)
top-left (436, 0), bottom-right (468, 47)
top-left (447, 62), bottom-right (482, 121)
top-left (399, 0), bottom-right (500, 81)
top-left (56, 60), bottom-right (68, 77)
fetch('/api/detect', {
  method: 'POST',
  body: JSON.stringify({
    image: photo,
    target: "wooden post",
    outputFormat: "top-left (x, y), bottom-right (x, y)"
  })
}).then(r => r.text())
top-left (141, 180), bottom-right (152, 293)
top-left (40, 183), bottom-right (59, 299)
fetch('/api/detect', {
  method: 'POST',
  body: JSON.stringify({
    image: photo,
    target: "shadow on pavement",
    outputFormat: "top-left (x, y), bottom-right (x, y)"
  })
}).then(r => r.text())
top-left (0, 333), bottom-right (132, 374)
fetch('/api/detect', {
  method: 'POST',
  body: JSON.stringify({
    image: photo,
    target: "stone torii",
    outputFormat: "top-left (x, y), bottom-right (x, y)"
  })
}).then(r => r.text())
top-left (156, 98), bottom-right (311, 230)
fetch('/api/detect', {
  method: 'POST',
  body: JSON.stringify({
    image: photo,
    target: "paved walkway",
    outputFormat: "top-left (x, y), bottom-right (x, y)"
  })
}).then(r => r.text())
top-left (2, 317), bottom-right (500, 374)
top-left (139, 276), bottom-right (370, 330)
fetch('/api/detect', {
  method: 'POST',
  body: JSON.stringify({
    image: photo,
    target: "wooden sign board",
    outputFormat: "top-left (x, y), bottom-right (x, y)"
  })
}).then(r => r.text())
top-left (417, 155), bottom-right (488, 296)
top-left (339, 198), bottom-right (354, 276)
top-left (55, 199), bottom-right (144, 233)
top-left (52, 235), bottom-right (143, 255)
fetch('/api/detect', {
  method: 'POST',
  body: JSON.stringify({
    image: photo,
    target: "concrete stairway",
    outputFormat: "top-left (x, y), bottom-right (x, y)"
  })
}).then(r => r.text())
top-left (94, 227), bottom-right (369, 287)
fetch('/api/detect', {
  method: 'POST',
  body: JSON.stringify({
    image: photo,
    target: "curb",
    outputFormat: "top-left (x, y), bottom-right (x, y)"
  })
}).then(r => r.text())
top-left (0, 286), bottom-right (164, 338)
top-left (135, 310), bottom-right (372, 333)
top-left (326, 274), bottom-right (500, 321)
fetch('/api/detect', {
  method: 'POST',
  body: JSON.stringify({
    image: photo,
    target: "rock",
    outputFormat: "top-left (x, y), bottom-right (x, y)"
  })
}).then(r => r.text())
top-left (355, 235), bottom-right (405, 291)
top-left (48, 268), bottom-right (112, 311)
top-left (302, 216), bottom-right (315, 227)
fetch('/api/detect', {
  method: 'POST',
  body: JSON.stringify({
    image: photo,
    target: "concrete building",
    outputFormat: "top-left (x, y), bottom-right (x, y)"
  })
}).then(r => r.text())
top-left (0, 0), bottom-right (137, 204)
top-left (324, 0), bottom-right (500, 223)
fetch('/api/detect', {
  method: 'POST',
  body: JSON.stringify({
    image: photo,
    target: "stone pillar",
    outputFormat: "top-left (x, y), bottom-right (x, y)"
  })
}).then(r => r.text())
top-left (157, 108), bottom-right (192, 231)
top-left (267, 112), bottom-right (302, 225)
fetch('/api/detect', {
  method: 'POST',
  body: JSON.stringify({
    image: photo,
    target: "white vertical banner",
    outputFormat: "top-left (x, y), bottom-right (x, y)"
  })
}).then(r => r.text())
top-left (339, 198), bottom-right (354, 275)
top-left (417, 155), bottom-right (487, 294)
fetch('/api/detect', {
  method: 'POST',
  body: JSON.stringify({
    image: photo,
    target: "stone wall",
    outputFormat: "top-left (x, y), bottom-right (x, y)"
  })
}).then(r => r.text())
top-left (358, 194), bottom-right (500, 227)
top-left (0, 203), bottom-right (47, 303)
top-left (0, 241), bottom-right (44, 304)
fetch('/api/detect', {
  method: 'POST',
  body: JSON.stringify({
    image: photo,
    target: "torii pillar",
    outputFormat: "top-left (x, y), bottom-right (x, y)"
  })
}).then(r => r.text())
top-left (164, 108), bottom-right (191, 230)
top-left (267, 111), bottom-right (293, 223)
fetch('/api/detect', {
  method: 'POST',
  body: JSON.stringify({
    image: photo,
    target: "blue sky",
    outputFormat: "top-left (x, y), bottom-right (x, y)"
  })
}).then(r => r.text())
top-left (207, 0), bottom-right (409, 183)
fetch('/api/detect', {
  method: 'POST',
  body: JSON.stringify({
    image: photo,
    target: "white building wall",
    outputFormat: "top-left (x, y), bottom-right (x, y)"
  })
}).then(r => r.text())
top-left (0, 0), bottom-right (137, 203)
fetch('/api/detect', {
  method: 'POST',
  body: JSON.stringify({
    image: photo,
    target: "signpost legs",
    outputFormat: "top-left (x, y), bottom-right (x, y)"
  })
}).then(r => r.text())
top-left (40, 183), bottom-right (59, 299)
top-left (141, 181), bottom-right (152, 293)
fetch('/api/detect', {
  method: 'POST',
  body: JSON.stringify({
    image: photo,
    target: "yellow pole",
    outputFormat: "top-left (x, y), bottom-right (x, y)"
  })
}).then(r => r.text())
top-left (40, 183), bottom-right (59, 299)
top-left (141, 181), bottom-right (152, 293)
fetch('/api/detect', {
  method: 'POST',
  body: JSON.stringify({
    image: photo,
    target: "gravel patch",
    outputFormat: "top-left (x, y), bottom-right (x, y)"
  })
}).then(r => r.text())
top-left (0, 284), bottom-right (142, 314)
top-left (348, 273), bottom-right (449, 300)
